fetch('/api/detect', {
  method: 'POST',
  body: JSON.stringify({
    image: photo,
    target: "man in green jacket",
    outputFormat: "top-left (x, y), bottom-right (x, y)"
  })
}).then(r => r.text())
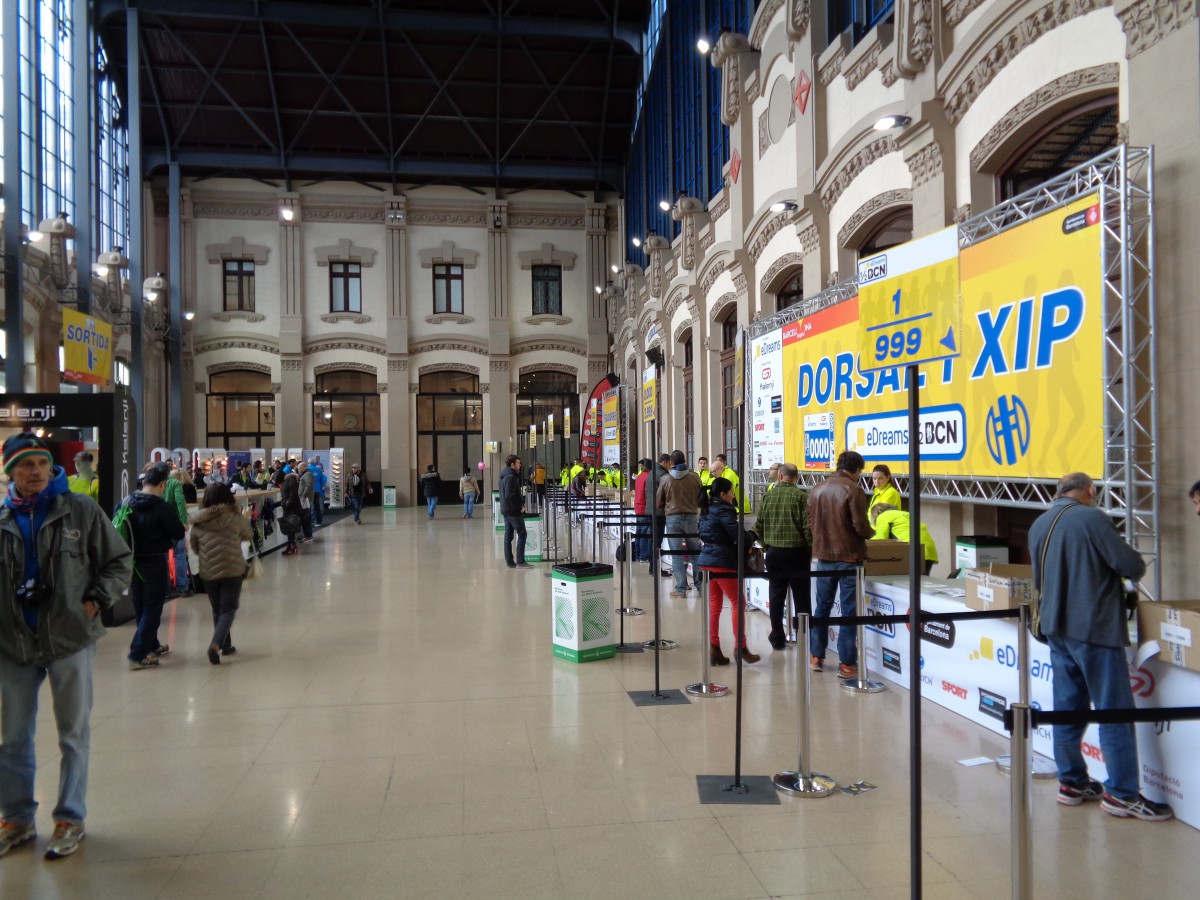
top-left (751, 463), bottom-right (812, 651)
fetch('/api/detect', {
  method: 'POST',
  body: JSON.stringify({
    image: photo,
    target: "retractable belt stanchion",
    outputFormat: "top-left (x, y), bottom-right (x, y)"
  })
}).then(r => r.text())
top-left (643, 541), bottom-right (688, 651)
top-left (840, 565), bottom-right (886, 694)
top-left (1009, 702), bottom-right (1034, 900)
top-left (686, 569), bottom-right (727, 697)
top-left (995, 600), bottom-right (1056, 778)
top-left (614, 530), bottom-right (645, 653)
top-left (774, 613), bottom-right (837, 797)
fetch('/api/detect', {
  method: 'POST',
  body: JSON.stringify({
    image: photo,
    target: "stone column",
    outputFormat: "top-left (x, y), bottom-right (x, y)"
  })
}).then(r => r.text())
top-left (383, 195), bottom-right (412, 503)
top-left (277, 192), bottom-right (305, 448)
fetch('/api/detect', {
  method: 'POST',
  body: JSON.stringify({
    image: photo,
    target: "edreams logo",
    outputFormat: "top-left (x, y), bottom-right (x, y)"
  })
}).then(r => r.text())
top-left (865, 592), bottom-right (894, 639)
top-left (882, 647), bottom-right (902, 674)
top-left (858, 254), bottom-right (887, 285)
top-left (1129, 664), bottom-right (1156, 698)
top-left (978, 688), bottom-right (1008, 722)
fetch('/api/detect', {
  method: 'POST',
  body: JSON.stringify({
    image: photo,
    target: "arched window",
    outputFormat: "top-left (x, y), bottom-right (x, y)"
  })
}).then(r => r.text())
top-left (207, 370), bottom-right (275, 450)
top-left (859, 209), bottom-right (913, 258)
top-left (681, 332), bottom-right (694, 466)
top-left (417, 370), bottom-right (482, 500)
top-left (517, 369), bottom-right (575, 475)
top-left (313, 369), bottom-right (382, 481)
top-left (777, 270), bottom-right (804, 311)
top-left (719, 308), bottom-right (739, 471)
top-left (997, 98), bottom-right (1119, 201)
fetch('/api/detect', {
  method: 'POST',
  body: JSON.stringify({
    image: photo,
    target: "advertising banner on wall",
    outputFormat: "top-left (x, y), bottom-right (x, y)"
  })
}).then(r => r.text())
top-left (601, 388), bottom-right (620, 465)
top-left (580, 374), bottom-right (618, 466)
top-left (749, 330), bottom-right (784, 468)
top-left (641, 367), bottom-right (657, 424)
top-left (61, 310), bottom-right (113, 386)
top-left (777, 194), bottom-right (1104, 478)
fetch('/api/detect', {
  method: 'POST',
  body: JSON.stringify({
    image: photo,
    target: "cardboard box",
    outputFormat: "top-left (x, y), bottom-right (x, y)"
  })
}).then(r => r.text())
top-left (864, 540), bottom-right (922, 576)
top-left (1138, 600), bottom-right (1200, 674)
top-left (964, 563), bottom-right (1035, 612)
top-left (955, 535), bottom-right (1009, 570)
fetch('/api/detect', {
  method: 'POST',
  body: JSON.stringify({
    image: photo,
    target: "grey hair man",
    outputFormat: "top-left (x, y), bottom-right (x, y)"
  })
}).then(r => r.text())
top-left (1029, 472), bottom-right (1170, 821)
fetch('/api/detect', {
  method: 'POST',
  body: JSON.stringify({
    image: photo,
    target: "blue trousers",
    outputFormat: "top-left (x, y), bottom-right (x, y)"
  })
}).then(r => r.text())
top-left (809, 559), bottom-right (858, 666)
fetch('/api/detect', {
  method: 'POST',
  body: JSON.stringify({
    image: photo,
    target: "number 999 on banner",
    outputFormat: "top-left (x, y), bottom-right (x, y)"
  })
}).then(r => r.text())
top-left (875, 327), bottom-right (922, 362)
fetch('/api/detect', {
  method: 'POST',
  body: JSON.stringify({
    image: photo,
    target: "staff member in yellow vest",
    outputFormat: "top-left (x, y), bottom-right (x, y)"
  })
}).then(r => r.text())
top-left (67, 452), bottom-right (100, 502)
top-left (709, 454), bottom-right (748, 512)
top-left (869, 464), bottom-right (902, 513)
top-left (869, 503), bottom-right (938, 576)
top-left (697, 457), bottom-right (713, 489)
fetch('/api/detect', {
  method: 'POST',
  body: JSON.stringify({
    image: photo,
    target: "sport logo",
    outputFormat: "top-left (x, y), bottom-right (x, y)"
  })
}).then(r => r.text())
top-left (985, 394), bottom-right (1031, 466)
top-left (942, 681), bottom-right (968, 700)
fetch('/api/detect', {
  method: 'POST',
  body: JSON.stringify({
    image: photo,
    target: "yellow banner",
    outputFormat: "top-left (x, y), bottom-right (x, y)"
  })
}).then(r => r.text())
top-left (602, 388), bottom-right (620, 466)
top-left (62, 310), bottom-right (113, 386)
top-left (641, 367), bottom-right (657, 423)
top-left (781, 195), bottom-right (1103, 479)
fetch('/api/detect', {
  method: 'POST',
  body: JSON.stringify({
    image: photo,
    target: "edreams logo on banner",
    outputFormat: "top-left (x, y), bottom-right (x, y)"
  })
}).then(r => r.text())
top-left (845, 404), bottom-right (966, 462)
top-left (865, 592), bottom-right (894, 638)
top-left (858, 254), bottom-right (887, 284)
top-left (803, 412), bottom-right (835, 470)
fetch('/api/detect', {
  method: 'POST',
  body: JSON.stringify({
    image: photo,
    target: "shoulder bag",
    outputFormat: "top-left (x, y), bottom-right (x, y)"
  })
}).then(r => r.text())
top-left (1031, 504), bottom-right (1072, 644)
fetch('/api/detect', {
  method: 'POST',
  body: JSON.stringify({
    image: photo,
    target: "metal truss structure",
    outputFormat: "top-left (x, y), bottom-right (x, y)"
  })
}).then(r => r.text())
top-left (745, 146), bottom-right (1159, 599)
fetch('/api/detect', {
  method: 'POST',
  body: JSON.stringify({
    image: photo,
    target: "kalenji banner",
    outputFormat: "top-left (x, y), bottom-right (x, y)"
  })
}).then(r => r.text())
top-left (764, 194), bottom-right (1103, 479)
top-left (580, 374), bottom-right (618, 466)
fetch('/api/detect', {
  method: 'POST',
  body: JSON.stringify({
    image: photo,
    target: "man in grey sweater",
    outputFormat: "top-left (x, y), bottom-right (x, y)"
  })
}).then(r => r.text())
top-left (1029, 472), bottom-right (1171, 822)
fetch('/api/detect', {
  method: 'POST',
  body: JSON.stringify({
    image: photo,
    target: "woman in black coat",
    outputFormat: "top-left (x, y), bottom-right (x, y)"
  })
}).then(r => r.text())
top-left (697, 477), bottom-right (760, 665)
top-left (278, 471), bottom-right (303, 556)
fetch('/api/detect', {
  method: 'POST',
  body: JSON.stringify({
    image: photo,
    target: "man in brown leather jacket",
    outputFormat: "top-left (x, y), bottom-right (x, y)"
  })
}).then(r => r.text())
top-left (807, 450), bottom-right (873, 678)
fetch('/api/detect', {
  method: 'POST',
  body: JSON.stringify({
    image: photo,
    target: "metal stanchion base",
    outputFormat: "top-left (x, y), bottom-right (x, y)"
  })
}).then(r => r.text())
top-left (615, 643), bottom-right (645, 654)
top-left (641, 638), bottom-right (678, 650)
top-left (772, 771), bottom-right (838, 798)
top-left (840, 677), bottom-right (887, 694)
top-left (627, 689), bottom-right (690, 707)
top-left (685, 681), bottom-right (729, 697)
top-left (695, 775), bottom-right (781, 806)
top-left (617, 607), bottom-right (645, 616)
top-left (994, 752), bottom-right (1058, 779)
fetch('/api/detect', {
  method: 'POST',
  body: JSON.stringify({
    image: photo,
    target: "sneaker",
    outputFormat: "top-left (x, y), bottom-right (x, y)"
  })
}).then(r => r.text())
top-left (809, 657), bottom-right (824, 672)
top-left (1100, 793), bottom-right (1174, 821)
top-left (515, 563), bottom-right (534, 569)
top-left (837, 663), bottom-right (858, 680)
top-left (669, 590), bottom-right (686, 599)
top-left (44, 821), bottom-right (84, 859)
top-left (222, 646), bottom-right (237, 656)
top-left (0, 820), bottom-right (36, 858)
top-left (1058, 779), bottom-right (1105, 806)
top-left (207, 645), bottom-right (221, 665)
top-left (659, 569), bottom-right (673, 578)
top-left (155, 644), bottom-right (170, 656)
top-left (129, 656), bottom-right (160, 670)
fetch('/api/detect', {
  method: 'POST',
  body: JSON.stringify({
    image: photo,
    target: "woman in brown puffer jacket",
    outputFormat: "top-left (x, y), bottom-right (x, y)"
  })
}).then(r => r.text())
top-left (189, 482), bottom-right (253, 664)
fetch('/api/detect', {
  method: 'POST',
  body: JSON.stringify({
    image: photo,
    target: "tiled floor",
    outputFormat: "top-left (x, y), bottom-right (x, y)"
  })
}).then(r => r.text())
top-left (4, 507), bottom-right (1197, 898)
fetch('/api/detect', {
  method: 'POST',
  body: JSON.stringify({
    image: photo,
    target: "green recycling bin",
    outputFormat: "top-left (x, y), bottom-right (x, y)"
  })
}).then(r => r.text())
top-left (551, 563), bottom-right (615, 663)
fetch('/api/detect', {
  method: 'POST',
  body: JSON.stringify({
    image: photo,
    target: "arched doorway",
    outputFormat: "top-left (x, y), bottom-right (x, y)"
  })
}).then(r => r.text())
top-left (312, 369), bottom-right (381, 497)
top-left (417, 370), bottom-right (483, 505)
top-left (207, 369), bottom-right (276, 450)
top-left (516, 369), bottom-right (577, 480)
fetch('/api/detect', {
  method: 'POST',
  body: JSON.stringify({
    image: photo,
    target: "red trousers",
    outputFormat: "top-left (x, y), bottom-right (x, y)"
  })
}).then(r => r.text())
top-left (703, 566), bottom-right (745, 648)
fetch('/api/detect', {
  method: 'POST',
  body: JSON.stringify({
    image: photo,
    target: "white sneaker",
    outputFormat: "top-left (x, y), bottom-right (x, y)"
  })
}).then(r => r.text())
top-left (0, 820), bottom-right (36, 858)
top-left (44, 821), bottom-right (84, 859)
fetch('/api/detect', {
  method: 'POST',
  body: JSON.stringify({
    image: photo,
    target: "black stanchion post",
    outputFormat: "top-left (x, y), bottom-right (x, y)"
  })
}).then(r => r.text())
top-left (907, 362), bottom-right (923, 900)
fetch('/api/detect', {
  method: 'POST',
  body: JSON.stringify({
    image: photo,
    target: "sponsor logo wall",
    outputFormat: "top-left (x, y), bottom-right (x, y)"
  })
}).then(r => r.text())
top-left (750, 332), bottom-right (784, 467)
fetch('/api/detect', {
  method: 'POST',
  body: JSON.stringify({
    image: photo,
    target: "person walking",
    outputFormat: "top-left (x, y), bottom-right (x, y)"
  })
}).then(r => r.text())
top-left (698, 477), bottom-right (760, 664)
top-left (189, 482), bottom-right (253, 665)
top-left (279, 468), bottom-right (303, 556)
top-left (348, 463), bottom-right (372, 525)
top-left (1030, 472), bottom-right (1171, 821)
top-left (162, 463), bottom-right (190, 598)
top-left (656, 450), bottom-right (703, 598)
top-left (750, 462), bottom-right (813, 652)
top-left (807, 450), bottom-right (873, 679)
top-left (420, 464), bottom-right (442, 519)
top-left (499, 454), bottom-right (531, 568)
top-left (0, 434), bottom-right (131, 860)
top-left (120, 463), bottom-right (186, 669)
top-left (310, 458), bottom-right (326, 526)
top-left (459, 468), bottom-right (480, 519)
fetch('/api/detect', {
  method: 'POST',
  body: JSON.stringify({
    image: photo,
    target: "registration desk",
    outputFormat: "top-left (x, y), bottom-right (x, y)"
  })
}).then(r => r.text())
top-left (858, 576), bottom-right (1199, 831)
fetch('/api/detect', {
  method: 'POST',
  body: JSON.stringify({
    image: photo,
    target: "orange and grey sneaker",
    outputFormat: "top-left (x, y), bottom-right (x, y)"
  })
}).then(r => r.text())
top-left (837, 663), bottom-right (858, 680)
top-left (809, 656), bottom-right (824, 672)
top-left (0, 819), bottom-right (36, 858)
top-left (1100, 793), bottom-right (1173, 822)
top-left (44, 820), bottom-right (85, 859)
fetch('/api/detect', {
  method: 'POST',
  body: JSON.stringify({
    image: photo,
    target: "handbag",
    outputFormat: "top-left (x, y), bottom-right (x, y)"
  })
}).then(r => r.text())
top-left (245, 555), bottom-right (264, 581)
top-left (280, 513), bottom-right (302, 536)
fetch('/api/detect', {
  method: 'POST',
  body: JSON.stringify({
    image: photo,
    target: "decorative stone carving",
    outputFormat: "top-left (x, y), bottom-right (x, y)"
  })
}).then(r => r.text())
top-left (906, 143), bottom-right (944, 187)
top-left (410, 338), bottom-right (490, 356)
top-left (517, 243), bottom-right (578, 270)
top-left (377, 383), bottom-right (388, 393)
top-left (194, 382), bottom-right (206, 394)
top-left (314, 361), bottom-right (377, 376)
top-left (797, 224), bottom-right (820, 254)
top-left (819, 137), bottom-right (899, 212)
top-left (314, 238), bottom-right (377, 267)
top-left (418, 363), bottom-right (480, 376)
top-left (1117, 121), bottom-right (1130, 143)
top-left (787, 0), bottom-right (811, 40)
top-left (520, 315), bottom-right (573, 326)
top-left (1118, 0), bottom-right (1197, 56)
top-left (818, 46), bottom-right (845, 86)
top-left (644, 233), bottom-right (671, 300)
top-left (208, 361), bottom-right (271, 376)
top-left (303, 382), bottom-right (315, 394)
top-left (321, 313), bottom-right (372, 324)
top-left (699, 230), bottom-right (716, 252)
top-left (944, 0), bottom-right (986, 25)
top-left (748, 213), bottom-right (789, 262)
top-left (838, 189), bottom-right (913, 248)
top-left (211, 311), bottom-right (266, 323)
top-left (304, 338), bottom-right (386, 355)
top-left (270, 382), bottom-right (281, 393)
top-left (665, 288), bottom-right (688, 318)
top-left (710, 31), bottom-right (756, 126)
top-left (509, 383), bottom-right (521, 393)
top-left (510, 338), bottom-right (588, 356)
top-left (205, 236), bottom-right (269, 265)
top-left (758, 108), bottom-right (772, 158)
top-left (490, 359), bottom-right (510, 372)
top-left (481, 383), bottom-right (490, 393)
top-left (709, 294), bottom-right (738, 323)
top-left (194, 338), bottom-right (280, 355)
top-left (826, 271), bottom-right (840, 287)
top-left (969, 65), bottom-right (1119, 169)
top-left (733, 272), bottom-right (748, 295)
top-left (424, 314), bottom-right (475, 325)
top-left (409, 383), bottom-right (420, 393)
top-left (281, 358), bottom-right (303, 371)
top-left (509, 214), bottom-right (584, 229)
top-left (192, 203), bottom-right (275, 220)
top-left (304, 207), bottom-right (384, 224)
top-left (760, 253), bottom-right (805, 295)
top-left (953, 204), bottom-right (973, 223)
top-left (698, 258), bottom-right (728, 296)
top-left (670, 196), bottom-right (708, 271)
top-left (673, 319), bottom-right (694, 342)
top-left (588, 359), bottom-right (607, 373)
top-left (387, 357), bottom-right (408, 371)
top-left (944, 0), bottom-right (1106, 126)
top-left (750, 0), bottom-right (784, 47)
top-left (845, 43), bottom-right (883, 90)
top-left (895, 0), bottom-right (933, 78)
top-left (709, 194), bottom-right (730, 221)
top-left (577, 382), bottom-right (589, 393)
top-left (408, 210), bottom-right (487, 226)
top-left (418, 241), bottom-right (480, 269)
top-left (880, 60), bottom-right (899, 86)
top-left (519, 362), bottom-right (578, 376)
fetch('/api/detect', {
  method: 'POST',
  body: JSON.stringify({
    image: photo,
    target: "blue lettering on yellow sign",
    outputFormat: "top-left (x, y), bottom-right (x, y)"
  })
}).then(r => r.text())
top-left (970, 287), bottom-right (1084, 379)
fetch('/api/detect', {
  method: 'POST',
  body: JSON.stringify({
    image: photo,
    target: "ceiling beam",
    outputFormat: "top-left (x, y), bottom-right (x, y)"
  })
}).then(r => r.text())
top-left (95, 0), bottom-right (643, 53)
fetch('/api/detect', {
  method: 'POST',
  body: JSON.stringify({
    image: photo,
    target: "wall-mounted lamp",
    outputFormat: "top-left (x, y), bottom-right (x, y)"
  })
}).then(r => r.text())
top-left (25, 230), bottom-right (45, 243)
top-left (143, 272), bottom-right (167, 303)
top-left (183, 311), bottom-right (195, 322)
top-left (696, 37), bottom-right (711, 54)
top-left (280, 207), bottom-right (295, 221)
top-left (493, 216), bottom-right (503, 229)
top-left (658, 199), bottom-right (671, 212)
top-left (594, 285), bottom-right (603, 295)
top-left (610, 264), bottom-right (619, 274)
top-left (631, 237), bottom-right (641, 248)
top-left (873, 114), bottom-right (912, 131)
top-left (769, 200), bottom-right (799, 213)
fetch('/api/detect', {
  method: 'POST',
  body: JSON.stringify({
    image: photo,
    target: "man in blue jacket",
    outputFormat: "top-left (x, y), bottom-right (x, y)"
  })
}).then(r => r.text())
top-left (0, 433), bottom-right (132, 860)
top-left (1030, 472), bottom-right (1171, 822)
top-left (309, 457), bottom-right (326, 526)
top-left (499, 454), bottom-right (531, 568)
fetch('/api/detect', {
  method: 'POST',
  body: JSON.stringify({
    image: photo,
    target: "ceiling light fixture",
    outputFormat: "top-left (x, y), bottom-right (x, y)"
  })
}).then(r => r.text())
top-left (659, 200), bottom-right (671, 212)
top-left (696, 37), bottom-right (711, 55)
top-left (183, 311), bottom-right (195, 321)
top-left (873, 114), bottom-right (912, 131)
top-left (631, 237), bottom-right (641, 248)
top-left (280, 207), bottom-right (295, 221)
top-left (770, 200), bottom-right (799, 213)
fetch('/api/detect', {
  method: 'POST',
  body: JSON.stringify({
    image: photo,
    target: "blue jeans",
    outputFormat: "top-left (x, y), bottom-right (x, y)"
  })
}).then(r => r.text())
top-left (503, 513), bottom-right (527, 566)
top-left (0, 642), bottom-right (95, 825)
top-left (634, 514), bottom-right (651, 561)
top-left (665, 513), bottom-right (698, 592)
top-left (130, 554), bottom-right (169, 661)
top-left (427, 496), bottom-right (438, 518)
top-left (173, 538), bottom-right (190, 590)
top-left (463, 492), bottom-right (477, 517)
top-left (350, 496), bottom-right (363, 522)
top-left (809, 559), bottom-right (859, 666)
top-left (1047, 634), bottom-right (1141, 801)
top-left (313, 492), bottom-right (324, 524)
